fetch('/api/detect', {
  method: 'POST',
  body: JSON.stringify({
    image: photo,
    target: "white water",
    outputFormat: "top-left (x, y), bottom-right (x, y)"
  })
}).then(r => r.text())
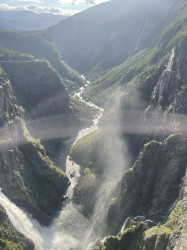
top-left (0, 79), bottom-right (104, 250)
top-left (0, 189), bottom-right (44, 250)
top-left (120, 217), bottom-right (132, 232)
top-left (166, 48), bottom-right (175, 72)
top-left (152, 48), bottom-right (175, 104)
top-left (67, 79), bottom-right (103, 198)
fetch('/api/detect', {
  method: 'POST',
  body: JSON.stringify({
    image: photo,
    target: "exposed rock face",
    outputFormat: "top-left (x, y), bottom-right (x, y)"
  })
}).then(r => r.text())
top-left (70, 36), bottom-right (187, 249)
top-left (0, 204), bottom-right (34, 249)
top-left (120, 36), bottom-right (187, 162)
top-left (73, 169), bottom-right (96, 217)
top-left (167, 170), bottom-right (187, 250)
top-left (1, 60), bottom-right (80, 141)
top-left (91, 163), bottom-right (187, 250)
top-left (90, 221), bottom-right (149, 250)
top-left (107, 134), bottom-right (187, 232)
top-left (0, 65), bottom-right (69, 225)
top-left (97, 21), bottom-right (187, 248)
top-left (0, 68), bottom-right (21, 126)
top-left (144, 37), bottom-right (187, 135)
top-left (0, 52), bottom-right (81, 169)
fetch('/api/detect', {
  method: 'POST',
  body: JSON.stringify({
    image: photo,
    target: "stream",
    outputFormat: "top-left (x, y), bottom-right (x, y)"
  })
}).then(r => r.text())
top-left (0, 78), bottom-right (104, 250)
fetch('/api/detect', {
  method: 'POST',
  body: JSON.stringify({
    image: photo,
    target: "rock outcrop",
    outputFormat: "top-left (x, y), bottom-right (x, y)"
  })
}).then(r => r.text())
top-left (0, 59), bottom-right (70, 225)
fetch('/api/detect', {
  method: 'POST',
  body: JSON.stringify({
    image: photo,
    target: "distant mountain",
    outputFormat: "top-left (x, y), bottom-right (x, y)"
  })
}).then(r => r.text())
top-left (46, 0), bottom-right (179, 74)
top-left (0, 30), bottom-right (85, 93)
top-left (0, 10), bottom-right (66, 31)
top-left (81, 0), bottom-right (187, 107)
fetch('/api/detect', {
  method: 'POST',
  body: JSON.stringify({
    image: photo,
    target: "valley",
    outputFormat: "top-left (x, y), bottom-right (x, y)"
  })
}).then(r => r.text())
top-left (0, 0), bottom-right (186, 249)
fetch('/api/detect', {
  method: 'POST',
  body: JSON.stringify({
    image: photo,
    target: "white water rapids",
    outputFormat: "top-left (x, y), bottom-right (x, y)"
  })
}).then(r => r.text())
top-left (0, 79), bottom-right (104, 250)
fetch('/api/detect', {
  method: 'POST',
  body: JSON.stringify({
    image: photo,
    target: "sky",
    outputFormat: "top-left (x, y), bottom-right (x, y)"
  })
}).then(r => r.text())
top-left (0, 0), bottom-right (110, 16)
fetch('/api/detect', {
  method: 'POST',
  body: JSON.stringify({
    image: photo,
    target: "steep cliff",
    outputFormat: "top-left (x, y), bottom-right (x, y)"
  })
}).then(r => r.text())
top-left (92, 165), bottom-right (187, 250)
top-left (95, 16), bottom-right (187, 250)
top-left (0, 57), bottom-right (71, 225)
top-left (0, 49), bottom-right (81, 163)
top-left (107, 134), bottom-right (187, 231)
top-left (69, 4), bottom-right (187, 249)
top-left (0, 0), bottom-right (186, 249)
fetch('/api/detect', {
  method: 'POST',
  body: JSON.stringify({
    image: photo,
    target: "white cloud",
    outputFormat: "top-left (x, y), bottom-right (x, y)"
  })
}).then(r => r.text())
top-left (15, 0), bottom-right (43, 2)
top-left (26, 4), bottom-right (78, 15)
top-left (0, 4), bottom-right (16, 11)
top-left (0, 4), bottom-right (78, 15)
top-left (0, 0), bottom-right (110, 16)
top-left (56, 0), bottom-right (109, 4)
top-left (94, 0), bottom-right (109, 4)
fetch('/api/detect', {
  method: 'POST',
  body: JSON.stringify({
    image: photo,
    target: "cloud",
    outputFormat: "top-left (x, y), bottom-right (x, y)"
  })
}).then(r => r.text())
top-left (0, 0), bottom-right (110, 16)
top-left (0, 4), bottom-right (16, 11)
top-left (16, 0), bottom-right (43, 3)
top-left (0, 4), bottom-right (78, 15)
top-left (56, 0), bottom-right (109, 4)
top-left (26, 4), bottom-right (78, 15)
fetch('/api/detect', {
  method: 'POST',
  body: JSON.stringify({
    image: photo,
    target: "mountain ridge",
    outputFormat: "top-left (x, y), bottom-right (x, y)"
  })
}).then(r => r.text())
top-left (46, 0), bottom-right (179, 74)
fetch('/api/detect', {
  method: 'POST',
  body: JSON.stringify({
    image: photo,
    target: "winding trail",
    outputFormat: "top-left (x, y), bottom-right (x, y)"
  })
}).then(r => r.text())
top-left (0, 77), bottom-right (104, 250)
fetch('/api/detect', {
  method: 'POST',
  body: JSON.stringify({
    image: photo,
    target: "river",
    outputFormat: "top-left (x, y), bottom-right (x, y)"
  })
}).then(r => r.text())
top-left (0, 79), bottom-right (104, 250)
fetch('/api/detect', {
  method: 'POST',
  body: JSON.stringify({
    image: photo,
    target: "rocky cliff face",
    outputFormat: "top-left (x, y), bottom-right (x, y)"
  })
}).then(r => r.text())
top-left (68, 6), bottom-right (187, 248)
top-left (1, 60), bottom-right (80, 141)
top-left (97, 27), bottom-right (187, 250)
top-left (0, 1), bottom-right (186, 249)
top-left (107, 134), bottom-right (187, 230)
top-left (167, 169), bottom-right (187, 249)
top-left (0, 50), bottom-right (81, 166)
top-left (0, 58), bottom-right (71, 225)
top-left (120, 29), bottom-right (187, 162)
top-left (99, 165), bottom-right (187, 250)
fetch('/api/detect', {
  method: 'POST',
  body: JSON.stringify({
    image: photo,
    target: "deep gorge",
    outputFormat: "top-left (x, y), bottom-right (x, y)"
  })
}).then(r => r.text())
top-left (0, 0), bottom-right (186, 249)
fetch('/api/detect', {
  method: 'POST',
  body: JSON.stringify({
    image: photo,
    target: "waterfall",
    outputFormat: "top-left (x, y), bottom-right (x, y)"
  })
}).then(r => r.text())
top-left (165, 48), bottom-right (175, 72)
top-left (156, 48), bottom-right (175, 104)
top-left (0, 189), bottom-right (44, 250)
top-left (0, 79), bottom-right (104, 250)
top-left (0, 188), bottom-right (91, 249)
top-left (120, 217), bottom-right (132, 232)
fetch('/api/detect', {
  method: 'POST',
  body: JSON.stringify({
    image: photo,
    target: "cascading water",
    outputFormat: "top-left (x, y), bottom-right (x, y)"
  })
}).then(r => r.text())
top-left (144, 48), bottom-right (176, 135)
top-left (0, 189), bottom-right (44, 250)
top-left (0, 79), bottom-right (104, 250)
top-left (154, 48), bottom-right (175, 104)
